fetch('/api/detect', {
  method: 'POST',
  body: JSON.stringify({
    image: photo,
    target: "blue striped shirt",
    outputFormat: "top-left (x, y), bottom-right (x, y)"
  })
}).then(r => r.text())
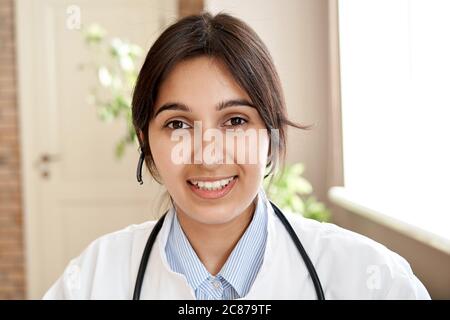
top-left (165, 187), bottom-right (268, 300)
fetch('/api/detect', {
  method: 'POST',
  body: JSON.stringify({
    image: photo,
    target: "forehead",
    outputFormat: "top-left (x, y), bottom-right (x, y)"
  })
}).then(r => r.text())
top-left (155, 56), bottom-right (251, 107)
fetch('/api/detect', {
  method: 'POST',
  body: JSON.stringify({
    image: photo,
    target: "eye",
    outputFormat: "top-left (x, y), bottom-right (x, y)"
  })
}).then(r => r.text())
top-left (165, 120), bottom-right (191, 130)
top-left (224, 117), bottom-right (248, 127)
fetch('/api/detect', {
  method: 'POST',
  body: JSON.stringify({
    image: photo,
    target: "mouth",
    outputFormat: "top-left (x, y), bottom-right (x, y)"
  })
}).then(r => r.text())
top-left (186, 175), bottom-right (238, 199)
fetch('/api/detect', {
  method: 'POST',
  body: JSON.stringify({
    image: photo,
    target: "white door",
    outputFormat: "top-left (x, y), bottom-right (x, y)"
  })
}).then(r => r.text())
top-left (15, 0), bottom-right (177, 299)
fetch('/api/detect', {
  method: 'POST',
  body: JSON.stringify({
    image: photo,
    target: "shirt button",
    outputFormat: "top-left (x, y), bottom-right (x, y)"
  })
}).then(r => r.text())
top-left (213, 280), bottom-right (221, 289)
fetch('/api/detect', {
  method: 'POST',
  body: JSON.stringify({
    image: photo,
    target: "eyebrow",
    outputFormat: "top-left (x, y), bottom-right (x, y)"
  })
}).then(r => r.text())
top-left (153, 99), bottom-right (256, 118)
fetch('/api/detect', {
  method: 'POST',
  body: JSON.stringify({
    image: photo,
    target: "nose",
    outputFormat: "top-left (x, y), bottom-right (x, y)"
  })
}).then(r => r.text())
top-left (191, 121), bottom-right (229, 168)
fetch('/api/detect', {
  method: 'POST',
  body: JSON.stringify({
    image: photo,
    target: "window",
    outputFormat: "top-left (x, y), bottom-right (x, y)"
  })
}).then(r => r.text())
top-left (338, 0), bottom-right (450, 241)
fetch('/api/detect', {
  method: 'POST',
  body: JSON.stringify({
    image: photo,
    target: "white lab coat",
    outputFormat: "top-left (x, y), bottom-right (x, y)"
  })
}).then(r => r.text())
top-left (43, 195), bottom-right (431, 300)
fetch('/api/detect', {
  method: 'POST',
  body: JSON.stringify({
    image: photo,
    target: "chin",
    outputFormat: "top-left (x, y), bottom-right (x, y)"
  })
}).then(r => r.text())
top-left (188, 205), bottom-right (239, 225)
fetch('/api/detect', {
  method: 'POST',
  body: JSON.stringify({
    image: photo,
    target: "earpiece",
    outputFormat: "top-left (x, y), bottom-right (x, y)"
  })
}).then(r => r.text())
top-left (136, 147), bottom-right (145, 185)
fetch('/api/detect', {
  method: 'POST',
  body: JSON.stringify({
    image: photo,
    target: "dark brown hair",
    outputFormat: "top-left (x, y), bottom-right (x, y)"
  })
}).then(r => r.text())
top-left (132, 12), bottom-right (312, 184)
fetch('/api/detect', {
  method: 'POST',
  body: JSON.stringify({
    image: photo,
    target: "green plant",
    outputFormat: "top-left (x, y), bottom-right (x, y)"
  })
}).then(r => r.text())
top-left (263, 163), bottom-right (331, 222)
top-left (79, 24), bottom-right (143, 158)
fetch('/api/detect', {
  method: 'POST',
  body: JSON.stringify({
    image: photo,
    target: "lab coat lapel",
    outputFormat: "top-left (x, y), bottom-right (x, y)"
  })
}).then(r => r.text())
top-left (242, 198), bottom-right (317, 299)
top-left (138, 208), bottom-right (195, 299)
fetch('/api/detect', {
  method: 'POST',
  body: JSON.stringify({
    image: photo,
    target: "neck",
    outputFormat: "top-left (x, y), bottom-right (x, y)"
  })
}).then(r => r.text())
top-left (175, 199), bottom-right (257, 276)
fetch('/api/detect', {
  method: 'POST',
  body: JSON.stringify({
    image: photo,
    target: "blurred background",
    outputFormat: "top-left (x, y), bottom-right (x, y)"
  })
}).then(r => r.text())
top-left (0, 0), bottom-right (449, 299)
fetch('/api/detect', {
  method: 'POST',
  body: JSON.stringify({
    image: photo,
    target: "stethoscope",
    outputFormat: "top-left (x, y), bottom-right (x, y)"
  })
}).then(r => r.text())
top-left (133, 148), bottom-right (325, 300)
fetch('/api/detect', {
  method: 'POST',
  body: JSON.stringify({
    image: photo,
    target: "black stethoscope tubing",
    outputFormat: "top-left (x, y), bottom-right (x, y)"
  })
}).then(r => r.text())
top-left (132, 201), bottom-right (325, 300)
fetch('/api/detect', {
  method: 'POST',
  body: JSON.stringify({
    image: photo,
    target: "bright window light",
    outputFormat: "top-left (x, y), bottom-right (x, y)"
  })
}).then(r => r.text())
top-left (338, 0), bottom-right (450, 240)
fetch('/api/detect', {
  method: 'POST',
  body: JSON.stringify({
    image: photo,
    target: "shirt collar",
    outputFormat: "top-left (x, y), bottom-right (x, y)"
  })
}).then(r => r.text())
top-left (164, 187), bottom-right (268, 297)
top-left (165, 209), bottom-right (210, 290)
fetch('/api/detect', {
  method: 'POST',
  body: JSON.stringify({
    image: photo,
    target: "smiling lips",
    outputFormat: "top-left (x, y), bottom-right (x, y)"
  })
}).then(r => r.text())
top-left (187, 175), bottom-right (238, 199)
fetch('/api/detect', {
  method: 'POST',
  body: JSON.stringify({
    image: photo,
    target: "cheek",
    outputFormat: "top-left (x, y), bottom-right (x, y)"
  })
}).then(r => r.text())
top-left (148, 129), bottom-right (184, 183)
top-left (227, 130), bottom-right (270, 167)
top-left (257, 133), bottom-right (270, 165)
top-left (239, 164), bottom-right (265, 187)
top-left (237, 132), bottom-right (270, 187)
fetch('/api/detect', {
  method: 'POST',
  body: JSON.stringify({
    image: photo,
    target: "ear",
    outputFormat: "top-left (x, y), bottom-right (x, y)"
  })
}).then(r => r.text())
top-left (139, 130), bottom-right (144, 143)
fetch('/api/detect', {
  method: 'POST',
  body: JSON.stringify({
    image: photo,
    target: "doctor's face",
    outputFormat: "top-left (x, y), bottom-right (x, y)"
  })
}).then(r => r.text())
top-left (147, 56), bottom-right (270, 224)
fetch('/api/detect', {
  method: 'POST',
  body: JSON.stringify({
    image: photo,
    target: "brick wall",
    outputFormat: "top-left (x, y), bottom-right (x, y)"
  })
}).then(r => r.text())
top-left (0, 0), bottom-right (26, 299)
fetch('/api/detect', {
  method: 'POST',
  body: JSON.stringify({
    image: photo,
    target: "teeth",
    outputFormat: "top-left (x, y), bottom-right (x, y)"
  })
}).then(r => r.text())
top-left (190, 176), bottom-right (235, 191)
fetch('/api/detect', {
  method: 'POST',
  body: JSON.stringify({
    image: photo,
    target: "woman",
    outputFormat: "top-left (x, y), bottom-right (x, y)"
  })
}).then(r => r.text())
top-left (43, 12), bottom-right (430, 300)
